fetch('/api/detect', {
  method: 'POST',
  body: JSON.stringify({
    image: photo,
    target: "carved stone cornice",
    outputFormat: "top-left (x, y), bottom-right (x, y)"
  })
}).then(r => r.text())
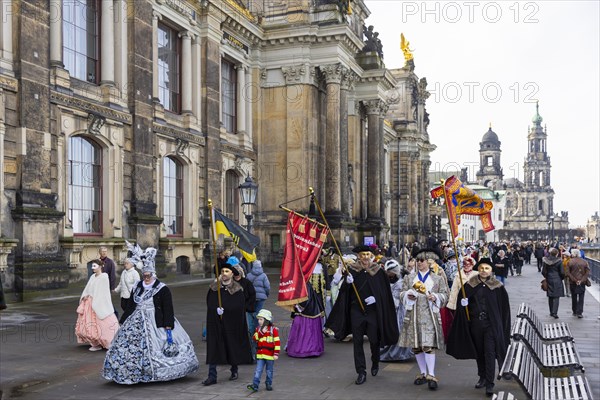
top-left (0, 75), bottom-right (18, 92)
top-left (321, 63), bottom-right (343, 84)
top-left (51, 91), bottom-right (132, 124)
top-left (221, 143), bottom-right (256, 161)
top-left (153, 122), bottom-right (205, 145)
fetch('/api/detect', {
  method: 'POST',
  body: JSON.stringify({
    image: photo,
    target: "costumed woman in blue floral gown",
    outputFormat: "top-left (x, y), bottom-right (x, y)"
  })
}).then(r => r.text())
top-left (102, 242), bottom-right (199, 384)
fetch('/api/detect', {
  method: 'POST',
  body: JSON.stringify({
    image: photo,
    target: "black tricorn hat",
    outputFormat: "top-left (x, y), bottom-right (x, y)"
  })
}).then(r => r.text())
top-left (414, 248), bottom-right (442, 261)
top-left (475, 257), bottom-right (494, 270)
top-left (353, 245), bottom-right (374, 254)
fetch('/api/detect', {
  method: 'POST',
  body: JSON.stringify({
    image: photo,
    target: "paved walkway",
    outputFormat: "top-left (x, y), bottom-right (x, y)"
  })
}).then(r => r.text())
top-left (1, 263), bottom-right (598, 399)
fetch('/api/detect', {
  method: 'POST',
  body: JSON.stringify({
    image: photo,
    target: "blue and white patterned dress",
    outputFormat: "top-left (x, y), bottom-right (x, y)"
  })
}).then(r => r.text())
top-left (102, 282), bottom-right (199, 384)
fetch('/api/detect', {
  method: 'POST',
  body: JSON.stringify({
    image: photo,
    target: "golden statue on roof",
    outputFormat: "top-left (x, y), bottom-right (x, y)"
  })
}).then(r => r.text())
top-left (400, 33), bottom-right (414, 62)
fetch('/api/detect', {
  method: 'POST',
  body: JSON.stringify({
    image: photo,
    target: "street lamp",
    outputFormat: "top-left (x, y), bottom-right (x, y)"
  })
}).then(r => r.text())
top-left (548, 215), bottom-right (555, 245)
top-left (238, 175), bottom-right (258, 233)
top-left (398, 211), bottom-right (408, 265)
top-left (470, 226), bottom-right (475, 242)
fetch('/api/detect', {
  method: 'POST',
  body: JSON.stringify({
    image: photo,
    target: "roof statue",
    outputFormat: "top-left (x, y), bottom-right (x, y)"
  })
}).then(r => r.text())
top-left (400, 33), bottom-right (414, 62)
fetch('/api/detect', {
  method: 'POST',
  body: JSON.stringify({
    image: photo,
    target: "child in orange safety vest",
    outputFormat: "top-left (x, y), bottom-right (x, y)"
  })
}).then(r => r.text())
top-left (247, 309), bottom-right (280, 392)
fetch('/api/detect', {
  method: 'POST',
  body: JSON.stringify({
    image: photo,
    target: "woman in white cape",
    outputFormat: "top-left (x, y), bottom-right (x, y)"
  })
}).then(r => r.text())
top-left (75, 260), bottom-right (119, 351)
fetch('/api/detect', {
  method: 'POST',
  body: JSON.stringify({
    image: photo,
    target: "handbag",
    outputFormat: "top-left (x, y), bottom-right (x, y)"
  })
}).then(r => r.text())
top-left (585, 278), bottom-right (592, 287)
top-left (540, 279), bottom-right (548, 292)
top-left (162, 329), bottom-right (179, 357)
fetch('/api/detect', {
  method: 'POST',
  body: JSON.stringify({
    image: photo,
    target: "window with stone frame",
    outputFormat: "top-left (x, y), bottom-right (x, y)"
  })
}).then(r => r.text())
top-left (225, 170), bottom-right (240, 222)
top-left (221, 59), bottom-right (237, 133)
top-left (62, 0), bottom-right (100, 83)
top-left (163, 156), bottom-right (183, 236)
top-left (68, 136), bottom-right (103, 235)
top-left (158, 22), bottom-right (181, 114)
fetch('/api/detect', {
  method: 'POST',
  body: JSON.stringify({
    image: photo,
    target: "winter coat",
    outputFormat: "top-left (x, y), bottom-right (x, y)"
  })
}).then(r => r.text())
top-left (246, 260), bottom-right (270, 301)
top-left (542, 256), bottom-right (565, 298)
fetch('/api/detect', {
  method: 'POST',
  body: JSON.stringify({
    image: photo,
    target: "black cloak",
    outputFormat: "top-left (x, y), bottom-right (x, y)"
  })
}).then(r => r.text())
top-left (205, 279), bottom-right (253, 365)
top-left (446, 274), bottom-right (511, 366)
top-left (325, 264), bottom-right (399, 346)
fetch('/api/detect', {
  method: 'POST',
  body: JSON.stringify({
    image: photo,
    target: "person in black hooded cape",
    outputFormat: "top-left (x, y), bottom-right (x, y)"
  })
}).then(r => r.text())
top-left (325, 245), bottom-right (399, 385)
top-left (202, 262), bottom-right (253, 386)
top-left (446, 258), bottom-right (511, 397)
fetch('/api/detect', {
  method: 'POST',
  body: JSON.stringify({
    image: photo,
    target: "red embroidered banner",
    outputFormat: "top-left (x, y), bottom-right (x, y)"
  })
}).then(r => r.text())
top-left (276, 212), bottom-right (329, 308)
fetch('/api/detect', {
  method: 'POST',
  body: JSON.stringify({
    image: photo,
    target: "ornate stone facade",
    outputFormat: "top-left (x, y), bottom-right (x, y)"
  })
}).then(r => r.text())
top-left (500, 103), bottom-right (569, 241)
top-left (0, 0), bottom-right (435, 301)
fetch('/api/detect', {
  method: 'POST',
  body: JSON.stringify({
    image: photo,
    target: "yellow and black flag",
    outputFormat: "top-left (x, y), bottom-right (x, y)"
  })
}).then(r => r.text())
top-left (211, 208), bottom-right (260, 262)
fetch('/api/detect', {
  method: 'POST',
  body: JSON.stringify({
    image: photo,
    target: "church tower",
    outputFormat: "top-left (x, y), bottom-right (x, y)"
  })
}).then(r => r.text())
top-left (476, 124), bottom-right (503, 188)
top-left (523, 101), bottom-right (554, 215)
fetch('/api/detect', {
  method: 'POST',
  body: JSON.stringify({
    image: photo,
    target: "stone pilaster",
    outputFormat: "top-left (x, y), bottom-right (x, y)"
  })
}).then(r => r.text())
top-left (339, 68), bottom-right (358, 220)
top-left (128, 0), bottom-right (162, 249)
top-left (115, 0), bottom-right (128, 100)
top-left (321, 64), bottom-right (343, 222)
top-left (409, 151), bottom-right (420, 235)
top-left (422, 159), bottom-right (431, 235)
top-left (236, 65), bottom-right (246, 134)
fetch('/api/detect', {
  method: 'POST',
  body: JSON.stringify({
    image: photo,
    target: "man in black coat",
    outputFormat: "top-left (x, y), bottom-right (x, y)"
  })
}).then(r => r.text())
top-left (325, 245), bottom-right (399, 385)
top-left (446, 258), bottom-right (511, 397)
top-left (203, 263), bottom-right (253, 386)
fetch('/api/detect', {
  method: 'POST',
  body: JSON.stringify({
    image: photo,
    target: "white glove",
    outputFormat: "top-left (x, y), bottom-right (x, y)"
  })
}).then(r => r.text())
top-left (332, 267), bottom-right (343, 285)
top-left (364, 296), bottom-right (376, 305)
top-left (217, 307), bottom-right (224, 316)
top-left (460, 298), bottom-right (469, 307)
top-left (345, 273), bottom-right (354, 284)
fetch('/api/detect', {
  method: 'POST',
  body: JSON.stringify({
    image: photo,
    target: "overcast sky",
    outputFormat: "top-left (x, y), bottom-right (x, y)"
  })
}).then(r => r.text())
top-left (365, 0), bottom-right (599, 228)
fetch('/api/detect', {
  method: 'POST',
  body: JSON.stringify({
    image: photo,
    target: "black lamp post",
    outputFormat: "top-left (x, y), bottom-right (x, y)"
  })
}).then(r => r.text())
top-left (398, 211), bottom-right (408, 265)
top-left (470, 226), bottom-right (475, 243)
top-left (238, 175), bottom-right (258, 233)
top-left (550, 215), bottom-right (555, 245)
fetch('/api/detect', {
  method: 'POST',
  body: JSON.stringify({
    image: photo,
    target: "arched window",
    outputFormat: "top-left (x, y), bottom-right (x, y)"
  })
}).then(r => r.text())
top-left (538, 200), bottom-right (544, 213)
top-left (69, 136), bottom-right (102, 235)
top-left (163, 157), bottom-right (183, 236)
top-left (225, 170), bottom-right (239, 221)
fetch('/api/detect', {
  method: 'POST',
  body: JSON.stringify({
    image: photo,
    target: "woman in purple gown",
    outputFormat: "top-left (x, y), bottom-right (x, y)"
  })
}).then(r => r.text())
top-left (286, 283), bottom-right (325, 357)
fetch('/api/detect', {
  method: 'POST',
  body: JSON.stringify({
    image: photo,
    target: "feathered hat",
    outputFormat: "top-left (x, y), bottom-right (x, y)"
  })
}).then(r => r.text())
top-left (126, 240), bottom-right (157, 275)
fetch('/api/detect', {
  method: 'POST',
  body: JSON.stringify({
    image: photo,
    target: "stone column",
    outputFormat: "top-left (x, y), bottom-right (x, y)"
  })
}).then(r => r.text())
top-left (152, 11), bottom-right (161, 101)
top-left (48, 0), bottom-right (62, 67)
top-left (192, 36), bottom-right (201, 120)
top-left (365, 99), bottom-right (383, 222)
top-left (321, 64), bottom-right (343, 219)
top-left (114, 0), bottom-right (128, 98)
top-left (339, 68), bottom-right (355, 220)
top-left (100, 0), bottom-right (115, 85)
top-left (236, 65), bottom-right (246, 134)
top-left (245, 67), bottom-right (253, 141)
top-left (180, 31), bottom-right (192, 114)
top-left (422, 159), bottom-right (431, 235)
top-left (410, 152), bottom-right (419, 233)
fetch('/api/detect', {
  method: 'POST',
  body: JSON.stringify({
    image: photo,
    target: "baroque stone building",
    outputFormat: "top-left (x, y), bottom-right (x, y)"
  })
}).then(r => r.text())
top-left (488, 103), bottom-right (569, 241)
top-left (0, 0), bottom-right (434, 301)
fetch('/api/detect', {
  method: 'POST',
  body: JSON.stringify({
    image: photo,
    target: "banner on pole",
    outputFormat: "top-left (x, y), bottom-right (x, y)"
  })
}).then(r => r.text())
top-left (276, 212), bottom-right (329, 308)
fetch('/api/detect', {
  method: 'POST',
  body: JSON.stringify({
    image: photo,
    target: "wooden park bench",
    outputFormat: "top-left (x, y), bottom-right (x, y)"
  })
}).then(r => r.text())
top-left (516, 303), bottom-right (573, 341)
top-left (499, 341), bottom-right (593, 400)
top-left (511, 317), bottom-right (584, 374)
top-left (493, 392), bottom-right (518, 400)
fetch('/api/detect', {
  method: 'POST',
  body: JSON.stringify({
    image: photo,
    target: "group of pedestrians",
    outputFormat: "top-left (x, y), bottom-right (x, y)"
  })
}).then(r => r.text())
top-left (71, 237), bottom-right (591, 397)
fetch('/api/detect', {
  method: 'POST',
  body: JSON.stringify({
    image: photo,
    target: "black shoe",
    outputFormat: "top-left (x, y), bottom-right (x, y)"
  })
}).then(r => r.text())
top-left (371, 365), bottom-right (379, 376)
top-left (266, 383), bottom-right (273, 391)
top-left (475, 378), bottom-right (486, 389)
top-left (229, 372), bottom-right (238, 381)
top-left (355, 372), bottom-right (367, 385)
top-left (553, 314), bottom-right (559, 319)
top-left (427, 375), bottom-right (438, 390)
top-left (485, 384), bottom-right (494, 397)
top-left (414, 373), bottom-right (427, 385)
top-left (202, 378), bottom-right (217, 386)
top-left (577, 314), bottom-right (583, 318)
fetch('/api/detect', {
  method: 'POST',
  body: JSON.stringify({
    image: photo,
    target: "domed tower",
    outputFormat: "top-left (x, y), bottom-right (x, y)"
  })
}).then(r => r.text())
top-left (523, 101), bottom-right (554, 214)
top-left (476, 124), bottom-right (503, 188)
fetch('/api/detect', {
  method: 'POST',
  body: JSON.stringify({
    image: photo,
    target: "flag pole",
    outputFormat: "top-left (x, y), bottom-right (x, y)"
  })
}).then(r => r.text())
top-left (207, 199), bottom-right (222, 319)
top-left (309, 187), bottom-right (365, 313)
top-left (440, 179), bottom-right (470, 320)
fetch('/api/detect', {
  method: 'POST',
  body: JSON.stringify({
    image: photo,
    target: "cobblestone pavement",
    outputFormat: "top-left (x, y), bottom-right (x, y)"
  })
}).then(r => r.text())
top-left (1, 263), bottom-right (598, 400)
